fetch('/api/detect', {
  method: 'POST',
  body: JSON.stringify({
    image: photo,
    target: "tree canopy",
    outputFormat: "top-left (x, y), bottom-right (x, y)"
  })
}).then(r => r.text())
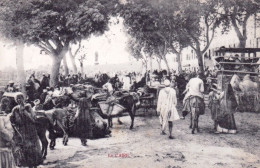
top-left (0, 0), bottom-right (119, 86)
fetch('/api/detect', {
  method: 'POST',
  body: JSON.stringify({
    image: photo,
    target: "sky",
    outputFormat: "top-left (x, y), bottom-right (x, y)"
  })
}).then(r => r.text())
top-left (0, 17), bottom-right (133, 71)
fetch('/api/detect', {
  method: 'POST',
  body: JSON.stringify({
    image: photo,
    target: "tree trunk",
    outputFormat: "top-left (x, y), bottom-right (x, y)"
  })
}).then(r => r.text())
top-left (50, 57), bottom-right (62, 87)
top-left (80, 62), bottom-right (84, 75)
top-left (239, 38), bottom-right (246, 58)
top-left (15, 40), bottom-right (26, 95)
top-left (50, 46), bottom-right (68, 87)
top-left (69, 51), bottom-right (77, 74)
top-left (238, 38), bottom-right (246, 48)
top-left (156, 58), bottom-right (162, 71)
top-left (149, 56), bottom-right (153, 86)
top-left (142, 61), bottom-right (148, 85)
top-left (63, 55), bottom-right (69, 76)
top-left (176, 53), bottom-right (183, 74)
top-left (149, 56), bottom-right (153, 72)
top-left (196, 50), bottom-right (204, 73)
top-left (162, 55), bottom-right (170, 74)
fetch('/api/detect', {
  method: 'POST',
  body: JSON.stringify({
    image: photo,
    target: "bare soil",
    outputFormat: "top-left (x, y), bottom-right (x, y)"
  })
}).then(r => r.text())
top-left (40, 103), bottom-right (260, 168)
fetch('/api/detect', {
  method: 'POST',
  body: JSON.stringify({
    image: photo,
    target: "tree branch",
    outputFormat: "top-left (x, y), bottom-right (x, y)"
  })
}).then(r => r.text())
top-left (36, 44), bottom-right (52, 55)
top-left (74, 41), bottom-right (82, 57)
top-left (230, 7), bottom-right (244, 40)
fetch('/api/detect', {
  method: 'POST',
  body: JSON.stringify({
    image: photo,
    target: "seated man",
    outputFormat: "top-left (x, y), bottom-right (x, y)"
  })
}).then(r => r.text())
top-left (182, 73), bottom-right (205, 119)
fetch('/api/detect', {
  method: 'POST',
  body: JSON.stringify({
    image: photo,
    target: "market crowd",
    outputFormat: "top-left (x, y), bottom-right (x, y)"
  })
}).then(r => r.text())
top-left (1, 67), bottom-right (232, 168)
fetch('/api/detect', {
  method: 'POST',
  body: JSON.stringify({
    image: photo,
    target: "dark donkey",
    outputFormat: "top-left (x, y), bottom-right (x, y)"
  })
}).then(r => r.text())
top-left (107, 93), bottom-right (138, 130)
top-left (34, 108), bottom-right (71, 159)
top-left (184, 96), bottom-right (205, 134)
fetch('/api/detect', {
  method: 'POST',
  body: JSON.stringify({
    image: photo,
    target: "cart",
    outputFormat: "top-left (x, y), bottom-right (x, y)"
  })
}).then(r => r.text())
top-left (214, 47), bottom-right (260, 112)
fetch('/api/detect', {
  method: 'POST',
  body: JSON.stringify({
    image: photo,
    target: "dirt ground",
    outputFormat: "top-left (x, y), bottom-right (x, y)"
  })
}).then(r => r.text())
top-left (39, 103), bottom-right (260, 168)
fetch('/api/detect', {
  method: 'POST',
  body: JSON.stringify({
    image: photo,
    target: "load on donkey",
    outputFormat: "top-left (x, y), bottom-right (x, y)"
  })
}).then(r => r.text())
top-left (208, 47), bottom-right (260, 133)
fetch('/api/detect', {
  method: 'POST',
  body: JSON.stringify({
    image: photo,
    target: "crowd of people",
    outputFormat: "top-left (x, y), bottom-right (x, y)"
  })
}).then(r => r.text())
top-left (0, 67), bottom-right (238, 168)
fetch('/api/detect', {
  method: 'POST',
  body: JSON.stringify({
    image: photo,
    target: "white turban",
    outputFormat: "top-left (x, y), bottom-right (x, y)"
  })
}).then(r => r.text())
top-left (164, 79), bottom-right (171, 86)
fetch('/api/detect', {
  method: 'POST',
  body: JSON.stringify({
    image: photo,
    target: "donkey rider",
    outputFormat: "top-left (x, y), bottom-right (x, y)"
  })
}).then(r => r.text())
top-left (181, 73), bottom-right (205, 119)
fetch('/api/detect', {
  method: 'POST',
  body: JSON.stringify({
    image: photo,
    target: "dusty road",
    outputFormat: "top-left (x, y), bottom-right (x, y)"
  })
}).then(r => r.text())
top-left (39, 105), bottom-right (260, 168)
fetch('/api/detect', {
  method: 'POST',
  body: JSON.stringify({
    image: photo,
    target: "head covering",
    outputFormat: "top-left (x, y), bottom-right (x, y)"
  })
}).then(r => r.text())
top-left (9, 80), bottom-right (14, 84)
top-left (34, 99), bottom-right (40, 105)
top-left (164, 79), bottom-right (171, 86)
top-left (243, 74), bottom-right (251, 81)
top-left (14, 92), bottom-right (24, 103)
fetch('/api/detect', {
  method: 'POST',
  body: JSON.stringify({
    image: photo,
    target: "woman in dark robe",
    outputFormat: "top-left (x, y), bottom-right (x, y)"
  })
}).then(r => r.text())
top-left (10, 93), bottom-right (42, 168)
top-left (74, 97), bottom-right (93, 146)
top-left (215, 84), bottom-right (238, 134)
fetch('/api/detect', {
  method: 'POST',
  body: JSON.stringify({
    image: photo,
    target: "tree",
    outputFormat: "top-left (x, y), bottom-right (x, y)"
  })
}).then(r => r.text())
top-left (78, 54), bottom-right (87, 75)
top-left (121, 0), bottom-right (169, 73)
top-left (0, 0), bottom-right (34, 94)
top-left (68, 41), bottom-right (82, 74)
top-left (178, 0), bottom-right (224, 73)
top-left (126, 37), bottom-right (149, 71)
top-left (121, 0), bottom-right (192, 74)
top-left (220, 0), bottom-right (260, 48)
top-left (62, 56), bottom-right (69, 76)
top-left (153, 0), bottom-right (191, 74)
top-left (0, 0), bottom-right (119, 86)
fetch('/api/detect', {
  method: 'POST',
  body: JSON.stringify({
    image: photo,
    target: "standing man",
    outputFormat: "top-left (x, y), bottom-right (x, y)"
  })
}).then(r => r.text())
top-left (122, 73), bottom-right (131, 91)
top-left (182, 73), bottom-right (205, 119)
top-left (157, 80), bottom-right (180, 139)
top-left (41, 73), bottom-right (49, 90)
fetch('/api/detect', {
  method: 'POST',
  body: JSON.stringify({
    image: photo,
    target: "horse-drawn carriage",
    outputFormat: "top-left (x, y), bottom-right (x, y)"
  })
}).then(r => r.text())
top-left (213, 47), bottom-right (260, 112)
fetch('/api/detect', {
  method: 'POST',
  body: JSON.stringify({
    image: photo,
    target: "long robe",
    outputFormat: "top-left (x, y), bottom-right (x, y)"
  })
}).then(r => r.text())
top-left (157, 87), bottom-right (180, 132)
top-left (73, 98), bottom-right (93, 140)
top-left (0, 114), bottom-right (16, 168)
top-left (217, 84), bottom-right (237, 133)
top-left (10, 104), bottom-right (42, 167)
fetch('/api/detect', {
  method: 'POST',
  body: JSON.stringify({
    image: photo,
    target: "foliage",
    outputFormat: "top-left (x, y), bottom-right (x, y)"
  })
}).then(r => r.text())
top-left (219, 0), bottom-right (260, 47)
top-left (0, 0), bottom-right (119, 55)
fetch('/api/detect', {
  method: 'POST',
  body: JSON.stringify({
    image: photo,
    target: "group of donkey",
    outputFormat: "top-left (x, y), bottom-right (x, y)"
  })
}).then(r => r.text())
top-left (0, 82), bottom-right (141, 160)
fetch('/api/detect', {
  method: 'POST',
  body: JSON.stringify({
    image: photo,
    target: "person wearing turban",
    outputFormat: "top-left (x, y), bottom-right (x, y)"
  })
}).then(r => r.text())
top-left (157, 80), bottom-right (180, 139)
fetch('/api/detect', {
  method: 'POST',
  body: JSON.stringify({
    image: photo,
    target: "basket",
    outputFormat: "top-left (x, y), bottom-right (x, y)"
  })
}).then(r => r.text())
top-left (98, 101), bottom-right (126, 117)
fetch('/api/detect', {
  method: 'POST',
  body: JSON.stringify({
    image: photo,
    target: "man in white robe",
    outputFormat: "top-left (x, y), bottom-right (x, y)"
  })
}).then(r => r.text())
top-left (122, 74), bottom-right (131, 91)
top-left (157, 80), bottom-right (180, 139)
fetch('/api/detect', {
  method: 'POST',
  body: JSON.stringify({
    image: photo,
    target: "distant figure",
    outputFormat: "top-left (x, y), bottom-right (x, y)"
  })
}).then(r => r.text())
top-left (122, 74), bottom-right (131, 91)
top-left (5, 81), bottom-right (17, 93)
top-left (157, 80), bottom-right (180, 139)
top-left (40, 74), bottom-right (49, 90)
